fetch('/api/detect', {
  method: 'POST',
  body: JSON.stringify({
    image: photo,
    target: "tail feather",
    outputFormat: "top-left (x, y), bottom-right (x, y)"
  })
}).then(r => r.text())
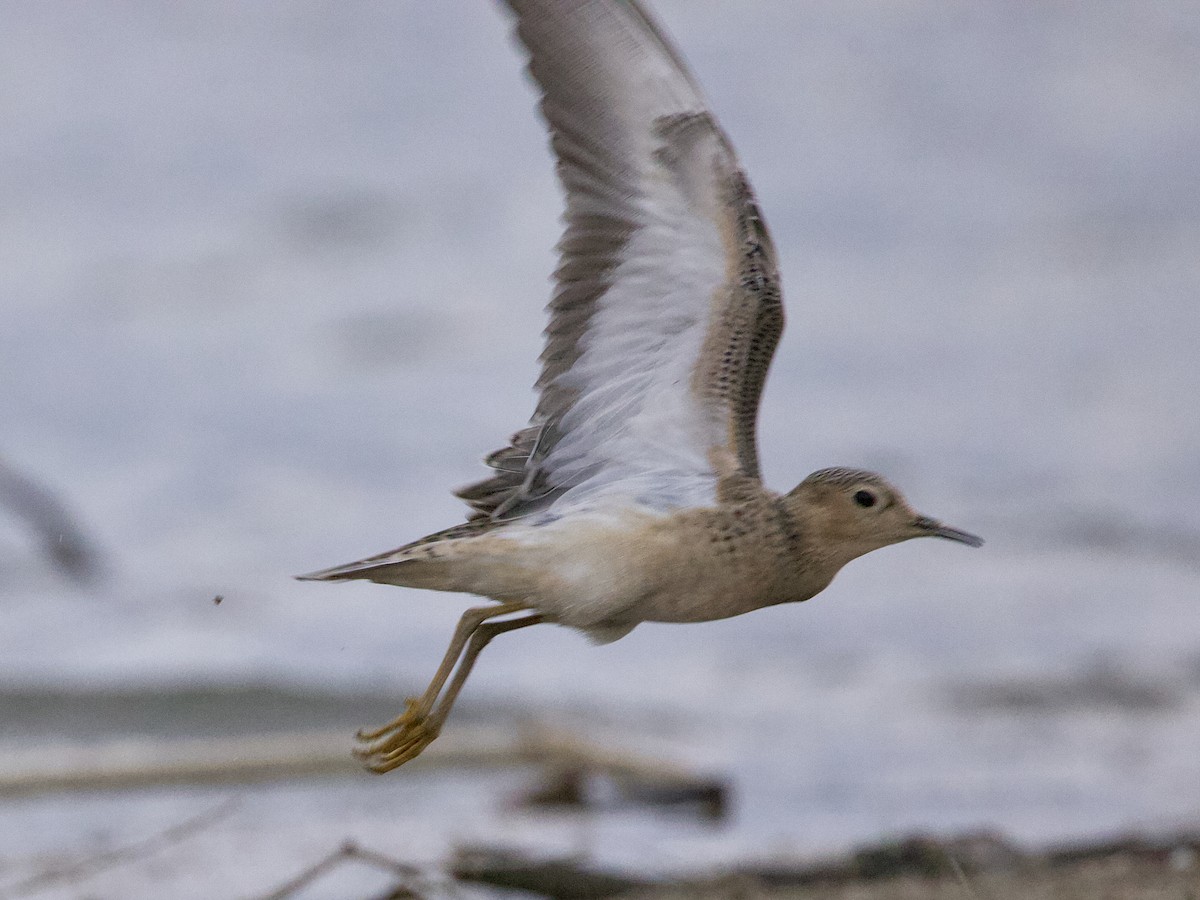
top-left (295, 552), bottom-right (455, 589)
top-left (295, 556), bottom-right (410, 583)
top-left (296, 519), bottom-right (496, 587)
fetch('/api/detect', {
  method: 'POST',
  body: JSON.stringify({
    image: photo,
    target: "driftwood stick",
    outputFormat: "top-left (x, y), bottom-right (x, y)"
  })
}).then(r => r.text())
top-left (0, 726), bottom-right (523, 796)
top-left (451, 846), bottom-right (652, 899)
top-left (0, 724), bottom-right (719, 800)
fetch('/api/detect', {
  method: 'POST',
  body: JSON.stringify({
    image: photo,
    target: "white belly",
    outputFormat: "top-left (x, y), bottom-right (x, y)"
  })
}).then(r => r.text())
top-left (450, 506), bottom-right (786, 638)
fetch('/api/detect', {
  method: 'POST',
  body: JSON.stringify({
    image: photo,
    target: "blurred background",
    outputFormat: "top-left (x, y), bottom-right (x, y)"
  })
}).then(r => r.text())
top-left (2, 1), bottom-right (1198, 895)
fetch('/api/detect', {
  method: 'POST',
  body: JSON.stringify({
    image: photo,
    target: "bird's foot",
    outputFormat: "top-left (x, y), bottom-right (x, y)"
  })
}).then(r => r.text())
top-left (355, 697), bottom-right (423, 742)
top-left (354, 698), bottom-right (441, 773)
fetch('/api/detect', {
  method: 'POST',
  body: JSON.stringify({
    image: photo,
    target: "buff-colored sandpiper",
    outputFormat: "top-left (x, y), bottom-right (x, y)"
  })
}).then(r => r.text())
top-left (300, 0), bottom-right (982, 773)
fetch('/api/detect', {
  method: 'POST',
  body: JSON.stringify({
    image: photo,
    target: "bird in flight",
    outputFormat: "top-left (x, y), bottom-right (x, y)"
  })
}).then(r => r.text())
top-left (300, 0), bottom-right (982, 773)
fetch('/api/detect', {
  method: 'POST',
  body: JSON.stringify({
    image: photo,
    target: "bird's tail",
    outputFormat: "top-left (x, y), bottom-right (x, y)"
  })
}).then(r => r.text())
top-left (296, 520), bottom-right (493, 589)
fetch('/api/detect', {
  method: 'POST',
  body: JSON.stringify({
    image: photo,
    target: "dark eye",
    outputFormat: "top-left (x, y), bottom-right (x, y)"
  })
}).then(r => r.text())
top-left (853, 490), bottom-right (877, 508)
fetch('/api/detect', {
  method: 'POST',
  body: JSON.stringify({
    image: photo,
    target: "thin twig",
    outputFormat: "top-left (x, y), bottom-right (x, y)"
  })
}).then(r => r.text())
top-left (0, 797), bottom-right (238, 899)
top-left (942, 848), bottom-right (989, 900)
top-left (251, 843), bottom-right (360, 900)
top-left (249, 841), bottom-right (453, 900)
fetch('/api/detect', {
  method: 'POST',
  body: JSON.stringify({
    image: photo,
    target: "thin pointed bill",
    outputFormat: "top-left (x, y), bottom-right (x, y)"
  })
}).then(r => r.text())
top-left (913, 516), bottom-right (984, 548)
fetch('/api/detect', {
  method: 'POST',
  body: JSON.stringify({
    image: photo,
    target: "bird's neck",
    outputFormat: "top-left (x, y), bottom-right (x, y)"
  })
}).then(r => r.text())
top-left (772, 494), bottom-right (847, 602)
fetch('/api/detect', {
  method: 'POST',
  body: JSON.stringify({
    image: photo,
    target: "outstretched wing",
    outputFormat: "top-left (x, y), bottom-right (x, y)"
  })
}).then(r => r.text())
top-left (458, 0), bottom-right (784, 521)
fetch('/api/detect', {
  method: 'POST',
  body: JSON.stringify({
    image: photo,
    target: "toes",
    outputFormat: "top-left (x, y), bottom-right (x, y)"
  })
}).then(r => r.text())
top-left (353, 714), bottom-right (440, 772)
top-left (360, 732), bottom-right (435, 773)
top-left (355, 698), bottom-right (423, 741)
top-left (355, 717), bottom-right (427, 753)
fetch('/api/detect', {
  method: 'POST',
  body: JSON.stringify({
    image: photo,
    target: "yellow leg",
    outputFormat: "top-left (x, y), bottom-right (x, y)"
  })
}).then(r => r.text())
top-left (362, 613), bottom-right (546, 772)
top-left (355, 604), bottom-right (543, 772)
top-left (356, 602), bottom-right (526, 743)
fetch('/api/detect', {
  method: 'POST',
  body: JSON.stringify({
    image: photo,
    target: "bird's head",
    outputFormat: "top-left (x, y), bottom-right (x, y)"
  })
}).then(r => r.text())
top-left (786, 467), bottom-right (982, 567)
